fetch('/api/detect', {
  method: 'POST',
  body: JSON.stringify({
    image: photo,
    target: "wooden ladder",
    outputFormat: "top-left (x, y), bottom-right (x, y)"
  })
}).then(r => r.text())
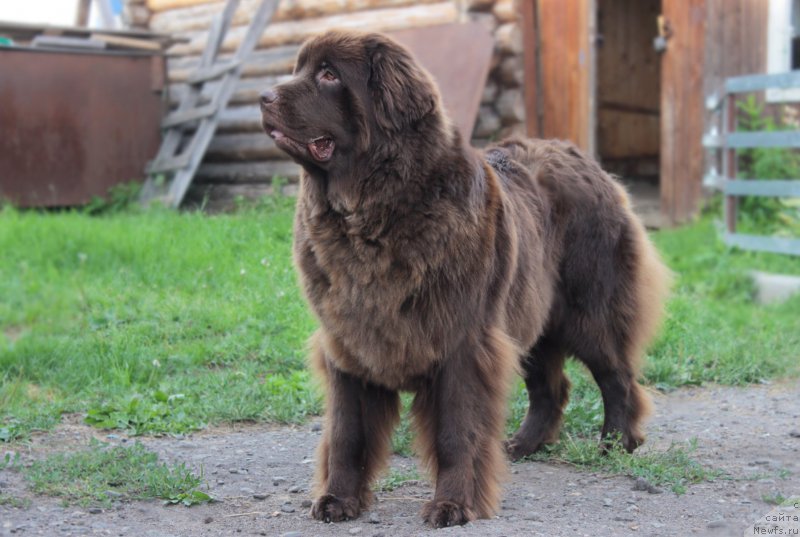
top-left (140, 0), bottom-right (278, 208)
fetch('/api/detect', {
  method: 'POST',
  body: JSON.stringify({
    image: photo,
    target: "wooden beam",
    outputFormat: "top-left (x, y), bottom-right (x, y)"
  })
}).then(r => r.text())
top-left (75, 0), bottom-right (91, 27)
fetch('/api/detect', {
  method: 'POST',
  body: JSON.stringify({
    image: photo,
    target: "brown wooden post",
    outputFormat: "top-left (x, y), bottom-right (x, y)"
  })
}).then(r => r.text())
top-left (725, 94), bottom-right (738, 233)
top-left (75, 0), bottom-right (91, 27)
top-left (660, 0), bottom-right (707, 225)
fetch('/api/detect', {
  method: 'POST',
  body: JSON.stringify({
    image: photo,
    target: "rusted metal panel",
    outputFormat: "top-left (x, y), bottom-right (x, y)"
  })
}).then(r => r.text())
top-left (390, 22), bottom-right (494, 140)
top-left (0, 48), bottom-right (164, 207)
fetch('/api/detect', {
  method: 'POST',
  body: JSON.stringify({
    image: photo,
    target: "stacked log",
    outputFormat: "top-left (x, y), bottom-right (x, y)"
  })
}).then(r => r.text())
top-left (128, 0), bottom-right (525, 206)
top-left (468, 0), bottom-right (525, 143)
top-left (124, 0), bottom-right (152, 29)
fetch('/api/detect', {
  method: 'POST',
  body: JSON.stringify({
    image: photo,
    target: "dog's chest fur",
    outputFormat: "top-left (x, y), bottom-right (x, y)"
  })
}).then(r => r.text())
top-left (294, 186), bottom-right (489, 390)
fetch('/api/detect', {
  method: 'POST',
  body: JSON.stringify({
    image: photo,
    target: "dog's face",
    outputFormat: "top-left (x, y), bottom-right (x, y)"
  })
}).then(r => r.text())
top-left (260, 31), bottom-right (440, 174)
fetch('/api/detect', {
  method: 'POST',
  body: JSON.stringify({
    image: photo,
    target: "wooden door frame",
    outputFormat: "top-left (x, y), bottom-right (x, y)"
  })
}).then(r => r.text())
top-left (522, 0), bottom-right (707, 226)
top-left (521, 0), bottom-right (596, 155)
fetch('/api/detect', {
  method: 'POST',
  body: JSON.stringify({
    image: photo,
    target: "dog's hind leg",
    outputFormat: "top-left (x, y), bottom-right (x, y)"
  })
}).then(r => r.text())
top-left (310, 346), bottom-right (400, 522)
top-left (413, 329), bottom-right (516, 527)
top-left (576, 345), bottom-right (651, 453)
top-left (505, 334), bottom-right (570, 460)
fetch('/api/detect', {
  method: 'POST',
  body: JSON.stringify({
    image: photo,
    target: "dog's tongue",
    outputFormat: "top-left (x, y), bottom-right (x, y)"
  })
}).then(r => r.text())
top-left (308, 137), bottom-right (335, 161)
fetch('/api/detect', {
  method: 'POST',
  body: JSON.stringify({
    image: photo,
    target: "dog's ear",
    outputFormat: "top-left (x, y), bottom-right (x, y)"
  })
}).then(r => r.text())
top-left (364, 34), bottom-right (438, 133)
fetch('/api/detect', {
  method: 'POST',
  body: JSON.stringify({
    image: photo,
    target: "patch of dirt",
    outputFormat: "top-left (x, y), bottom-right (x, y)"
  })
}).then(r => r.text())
top-left (1, 382), bottom-right (798, 537)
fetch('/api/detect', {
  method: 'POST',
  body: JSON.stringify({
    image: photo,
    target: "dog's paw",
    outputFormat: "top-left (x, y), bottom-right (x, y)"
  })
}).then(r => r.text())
top-left (310, 494), bottom-right (361, 522)
top-left (421, 500), bottom-right (474, 528)
top-left (504, 437), bottom-right (544, 461)
top-left (600, 429), bottom-right (645, 455)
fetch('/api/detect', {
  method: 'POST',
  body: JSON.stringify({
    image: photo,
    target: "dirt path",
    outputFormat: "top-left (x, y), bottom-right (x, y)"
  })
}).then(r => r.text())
top-left (2, 381), bottom-right (799, 537)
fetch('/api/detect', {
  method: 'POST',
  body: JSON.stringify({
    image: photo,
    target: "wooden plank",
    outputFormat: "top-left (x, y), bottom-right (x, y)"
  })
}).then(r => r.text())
top-left (195, 160), bottom-right (301, 182)
top-left (161, 104), bottom-right (217, 128)
top-left (150, 0), bottom-right (443, 33)
top-left (90, 33), bottom-right (163, 51)
top-left (723, 93), bottom-right (738, 232)
top-left (205, 132), bottom-right (285, 161)
top-left (31, 35), bottom-right (106, 50)
top-left (660, 0), bottom-right (706, 225)
top-left (148, 0), bottom-right (217, 11)
top-left (596, 0), bottom-right (661, 161)
top-left (725, 234), bottom-right (800, 256)
top-left (532, 0), bottom-right (594, 152)
top-left (167, 74), bottom-right (290, 107)
top-left (724, 180), bottom-right (800, 197)
top-left (165, 0), bottom-right (280, 207)
top-left (521, 0), bottom-right (542, 137)
top-left (725, 71), bottom-right (800, 93)
top-left (726, 131), bottom-right (800, 148)
top-left (148, 153), bottom-right (191, 174)
top-left (168, 45), bottom-right (299, 82)
top-left (217, 105), bottom-right (262, 132)
top-left (186, 60), bottom-right (241, 84)
top-left (167, 3), bottom-right (460, 56)
top-left (140, 0), bottom-right (245, 204)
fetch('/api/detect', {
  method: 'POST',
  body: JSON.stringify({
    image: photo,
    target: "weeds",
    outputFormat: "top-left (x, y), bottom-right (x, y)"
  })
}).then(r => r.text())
top-left (24, 440), bottom-right (210, 507)
top-left (377, 467), bottom-right (421, 492)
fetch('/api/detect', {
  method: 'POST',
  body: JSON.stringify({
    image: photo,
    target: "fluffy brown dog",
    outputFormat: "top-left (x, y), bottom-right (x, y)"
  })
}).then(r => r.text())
top-left (260, 30), bottom-right (670, 528)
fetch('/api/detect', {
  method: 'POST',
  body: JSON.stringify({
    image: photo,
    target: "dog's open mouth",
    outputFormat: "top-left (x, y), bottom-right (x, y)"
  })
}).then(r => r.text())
top-left (268, 128), bottom-right (335, 163)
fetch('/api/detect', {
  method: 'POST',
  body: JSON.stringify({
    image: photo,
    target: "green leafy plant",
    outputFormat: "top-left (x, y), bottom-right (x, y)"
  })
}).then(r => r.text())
top-left (24, 440), bottom-right (210, 507)
top-left (736, 96), bottom-right (800, 236)
top-left (85, 391), bottom-right (204, 436)
top-left (83, 182), bottom-right (142, 216)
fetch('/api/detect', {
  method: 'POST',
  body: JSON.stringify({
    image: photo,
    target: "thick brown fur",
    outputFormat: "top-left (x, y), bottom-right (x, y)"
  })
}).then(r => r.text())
top-left (260, 30), bottom-right (670, 528)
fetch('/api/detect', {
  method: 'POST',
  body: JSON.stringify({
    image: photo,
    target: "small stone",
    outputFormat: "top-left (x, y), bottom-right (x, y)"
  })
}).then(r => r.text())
top-left (229, 469), bottom-right (240, 474)
top-left (203, 517), bottom-right (213, 524)
top-left (348, 528), bottom-right (362, 535)
top-left (368, 512), bottom-right (381, 524)
top-left (104, 490), bottom-right (123, 499)
top-left (281, 532), bottom-right (302, 537)
top-left (281, 503), bottom-right (295, 513)
top-left (88, 508), bottom-right (102, 514)
top-left (603, 498), bottom-right (613, 507)
top-left (632, 477), bottom-right (650, 491)
top-left (707, 520), bottom-right (726, 528)
top-left (273, 477), bottom-right (288, 486)
top-left (240, 486), bottom-right (255, 494)
top-left (647, 484), bottom-right (663, 494)
top-left (523, 513), bottom-right (542, 522)
top-left (372, 534), bottom-right (385, 537)
top-left (253, 493), bottom-right (270, 501)
top-left (789, 431), bottom-right (800, 438)
top-left (288, 485), bottom-right (301, 493)
top-left (301, 499), bottom-right (312, 508)
top-left (311, 422), bottom-right (322, 432)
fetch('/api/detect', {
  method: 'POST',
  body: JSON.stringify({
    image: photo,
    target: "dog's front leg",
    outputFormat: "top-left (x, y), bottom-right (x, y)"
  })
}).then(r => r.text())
top-left (311, 354), bottom-right (399, 523)
top-left (414, 331), bottom-right (514, 527)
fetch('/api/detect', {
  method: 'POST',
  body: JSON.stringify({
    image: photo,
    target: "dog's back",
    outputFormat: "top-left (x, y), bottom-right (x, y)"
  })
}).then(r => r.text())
top-left (487, 137), bottom-right (671, 456)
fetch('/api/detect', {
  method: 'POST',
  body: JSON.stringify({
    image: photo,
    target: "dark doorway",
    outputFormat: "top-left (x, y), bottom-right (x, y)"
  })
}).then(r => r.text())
top-left (596, 0), bottom-right (662, 225)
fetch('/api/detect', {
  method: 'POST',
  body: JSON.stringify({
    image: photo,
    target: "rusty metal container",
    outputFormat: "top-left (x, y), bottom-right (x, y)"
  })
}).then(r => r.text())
top-left (0, 46), bottom-right (165, 207)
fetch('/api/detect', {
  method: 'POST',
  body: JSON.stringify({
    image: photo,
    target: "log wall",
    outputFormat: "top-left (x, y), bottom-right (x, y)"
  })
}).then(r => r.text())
top-left (124, 0), bottom-right (525, 206)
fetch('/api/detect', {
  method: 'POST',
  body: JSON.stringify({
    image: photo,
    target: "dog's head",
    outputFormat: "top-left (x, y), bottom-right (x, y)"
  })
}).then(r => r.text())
top-left (260, 30), bottom-right (443, 174)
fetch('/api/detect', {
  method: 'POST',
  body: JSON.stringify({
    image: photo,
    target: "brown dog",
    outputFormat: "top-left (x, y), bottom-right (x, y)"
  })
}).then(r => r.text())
top-left (260, 30), bottom-right (670, 528)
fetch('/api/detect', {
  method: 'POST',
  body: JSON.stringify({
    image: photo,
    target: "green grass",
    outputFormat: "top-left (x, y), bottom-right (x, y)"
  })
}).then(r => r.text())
top-left (0, 199), bottom-right (319, 441)
top-left (24, 440), bottom-right (210, 507)
top-left (376, 467), bottom-right (421, 492)
top-left (1, 199), bottom-right (799, 496)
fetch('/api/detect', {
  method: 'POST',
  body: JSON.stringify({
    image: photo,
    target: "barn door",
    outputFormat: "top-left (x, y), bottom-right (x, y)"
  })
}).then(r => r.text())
top-left (522, 0), bottom-right (596, 154)
top-left (660, 0), bottom-right (706, 224)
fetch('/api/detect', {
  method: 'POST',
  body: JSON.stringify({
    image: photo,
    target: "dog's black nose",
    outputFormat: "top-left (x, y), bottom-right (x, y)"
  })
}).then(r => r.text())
top-left (260, 89), bottom-right (277, 106)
